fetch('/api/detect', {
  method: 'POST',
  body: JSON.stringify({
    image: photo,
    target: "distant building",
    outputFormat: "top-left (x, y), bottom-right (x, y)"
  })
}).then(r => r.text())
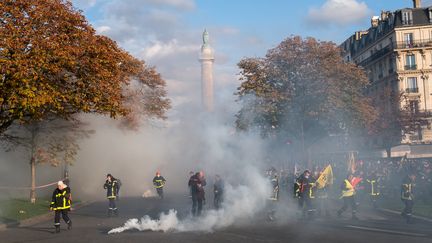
top-left (341, 0), bottom-right (432, 157)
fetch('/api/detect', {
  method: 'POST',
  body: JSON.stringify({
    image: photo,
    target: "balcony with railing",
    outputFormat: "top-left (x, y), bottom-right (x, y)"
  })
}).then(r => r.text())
top-left (404, 64), bottom-right (417, 70)
top-left (358, 44), bottom-right (392, 66)
top-left (405, 87), bottom-right (419, 93)
top-left (395, 39), bottom-right (432, 49)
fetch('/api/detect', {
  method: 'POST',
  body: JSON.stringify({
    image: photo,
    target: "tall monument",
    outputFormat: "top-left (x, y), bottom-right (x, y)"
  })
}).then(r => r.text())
top-left (199, 29), bottom-right (215, 112)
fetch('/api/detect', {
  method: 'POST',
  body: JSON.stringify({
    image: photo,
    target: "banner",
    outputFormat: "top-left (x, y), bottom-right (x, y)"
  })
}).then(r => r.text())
top-left (316, 165), bottom-right (334, 189)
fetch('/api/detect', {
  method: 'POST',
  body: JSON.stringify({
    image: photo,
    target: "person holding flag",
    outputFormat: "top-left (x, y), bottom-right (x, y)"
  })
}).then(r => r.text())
top-left (337, 174), bottom-right (358, 220)
top-left (315, 165), bottom-right (333, 217)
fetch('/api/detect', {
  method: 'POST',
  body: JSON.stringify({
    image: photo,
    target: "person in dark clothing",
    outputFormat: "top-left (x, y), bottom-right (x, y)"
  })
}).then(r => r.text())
top-left (50, 180), bottom-right (72, 233)
top-left (213, 174), bottom-right (224, 209)
top-left (189, 171), bottom-right (206, 216)
top-left (366, 171), bottom-right (380, 209)
top-left (103, 173), bottom-right (119, 217)
top-left (153, 171), bottom-right (166, 199)
top-left (401, 173), bottom-right (416, 223)
top-left (295, 170), bottom-right (315, 219)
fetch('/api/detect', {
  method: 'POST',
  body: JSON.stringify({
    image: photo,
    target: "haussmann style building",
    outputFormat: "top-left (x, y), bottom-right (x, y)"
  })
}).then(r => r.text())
top-left (341, 0), bottom-right (432, 158)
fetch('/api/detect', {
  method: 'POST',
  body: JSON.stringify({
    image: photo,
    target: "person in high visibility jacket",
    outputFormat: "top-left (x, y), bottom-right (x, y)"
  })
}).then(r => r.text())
top-left (401, 173), bottom-right (416, 223)
top-left (337, 174), bottom-right (358, 220)
top-left (50, 180), bottom-right (72, 233)
top-left (366, 171), bottom-right (380, 209)
top-left (153, 171), bottom-right (166, 199)
top-left (104, 173), bottom-right (119, 217)
top-left (295, 170), bottom-right (316, 219)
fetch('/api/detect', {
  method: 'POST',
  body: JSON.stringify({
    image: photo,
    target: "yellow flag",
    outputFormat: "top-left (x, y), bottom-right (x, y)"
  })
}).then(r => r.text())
top-left (316, 165), bottom-right (334, 189)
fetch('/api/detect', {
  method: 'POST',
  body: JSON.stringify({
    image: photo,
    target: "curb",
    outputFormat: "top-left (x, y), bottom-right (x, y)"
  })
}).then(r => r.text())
top-left (0, 201), bottom-right (93, 231)
top-left (379, 208), bottom-right (432, 223)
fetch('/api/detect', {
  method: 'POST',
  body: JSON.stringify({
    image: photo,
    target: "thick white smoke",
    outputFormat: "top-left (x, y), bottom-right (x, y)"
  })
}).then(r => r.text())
top-left (108, 166), bottom-right (270, 234)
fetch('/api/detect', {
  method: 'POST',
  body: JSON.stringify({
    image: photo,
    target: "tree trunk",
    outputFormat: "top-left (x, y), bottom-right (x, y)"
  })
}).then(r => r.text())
top-left (300, 122), bottom-right (306, 165)
top-left (30, 156), bottom-right (36, 204)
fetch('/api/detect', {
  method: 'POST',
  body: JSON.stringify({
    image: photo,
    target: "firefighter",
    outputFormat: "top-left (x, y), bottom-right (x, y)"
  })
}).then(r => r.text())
top-left (50, 180), bottom-right (72, 233)
top-left (103, 173), bottom-right (119, 217)
top-left (189, 171), bottom-right (206, 216)
top-left (295, 170), bottom-right (315, 220)
top-left (315, 171), bottom-right (330, 217)
top-left (401, 173), bottom-right (416, 223)
top-left (337, 174), bottom-right (358, 220)
top-left (268, 173), bottom-right (279, 221)
top-left (213, 174), bottom-right (224, 209)
top-left (366, 171), bottom-right (380, 209)
top-left (153, 171), bottom-right (166, 199)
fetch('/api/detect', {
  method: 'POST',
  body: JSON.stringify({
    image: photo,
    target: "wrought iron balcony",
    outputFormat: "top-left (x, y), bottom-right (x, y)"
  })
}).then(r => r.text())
top-left (395, 39), bottom-right (432, 49)
top-left (405, 87), bottom-right (419, 93)
top-left (358, 44), bottom-right (392, 66)
top-left (404, 65), bottom-right (417, 70)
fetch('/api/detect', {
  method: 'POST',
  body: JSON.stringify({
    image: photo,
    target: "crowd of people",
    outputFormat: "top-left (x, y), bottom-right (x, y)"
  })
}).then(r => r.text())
top-left (267, 157), bottom-right (432, 223)
top-left (48, 157), bottom-right (431, 233)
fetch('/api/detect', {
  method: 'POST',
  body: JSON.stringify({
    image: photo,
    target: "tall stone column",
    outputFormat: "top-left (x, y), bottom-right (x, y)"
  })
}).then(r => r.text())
top-left (199, 29), bottom-right (215, 112)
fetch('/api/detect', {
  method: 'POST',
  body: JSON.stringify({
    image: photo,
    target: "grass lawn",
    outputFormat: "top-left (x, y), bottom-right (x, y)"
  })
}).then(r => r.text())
top-left (0, 198), bottom-right (52, 224)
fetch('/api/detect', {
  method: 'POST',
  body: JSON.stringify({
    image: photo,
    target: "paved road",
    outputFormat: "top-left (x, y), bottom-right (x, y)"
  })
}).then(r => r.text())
top-left (0, 194), bottom-right (431, 243)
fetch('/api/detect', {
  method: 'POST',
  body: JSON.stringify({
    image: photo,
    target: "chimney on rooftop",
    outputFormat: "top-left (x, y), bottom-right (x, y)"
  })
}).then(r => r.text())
top-left (413, 0), bottom-right (421, 8)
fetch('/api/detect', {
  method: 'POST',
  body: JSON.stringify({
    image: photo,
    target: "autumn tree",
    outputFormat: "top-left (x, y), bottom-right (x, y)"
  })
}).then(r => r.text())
top-left (0, 0), bottom-right (170, 133)
top-left (236, 36), bottom-right (376, 162)
top-left (369, 86), bottom-right (430, 157)
top-left (1, 118), bottom-right (93, 203)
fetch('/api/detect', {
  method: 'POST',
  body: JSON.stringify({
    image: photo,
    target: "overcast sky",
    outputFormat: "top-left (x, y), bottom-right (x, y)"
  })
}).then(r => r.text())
top-left (70, 0), bottom-right (432, 117)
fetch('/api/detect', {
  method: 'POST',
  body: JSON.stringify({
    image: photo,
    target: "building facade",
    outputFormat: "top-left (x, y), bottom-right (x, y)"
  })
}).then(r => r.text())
top-left (341, 0), bottom-right (432, 154)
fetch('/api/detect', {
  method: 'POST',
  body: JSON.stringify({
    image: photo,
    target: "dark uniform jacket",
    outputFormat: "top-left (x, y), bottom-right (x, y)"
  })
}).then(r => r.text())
top-left (295, 175), bottom-right (314, 198)
top-left (214, 179), bottom-right (224, 195)
top-left (153, 176), bottom-right (166, 188)
top-left (50, 187), bottom-right (71, 210)
top-left (189, 174), bottom-right (206, 200)
top-left (401, 177), bottom-right (415, 201)
top-left (366, 176), bottom-right (380, 196)
top-left (104, 179), bottom-right (119, 199)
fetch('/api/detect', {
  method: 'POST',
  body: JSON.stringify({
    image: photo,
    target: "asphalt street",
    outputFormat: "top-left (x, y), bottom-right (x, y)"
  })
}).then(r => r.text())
top-left (0, 194), bottom-right (431, 243)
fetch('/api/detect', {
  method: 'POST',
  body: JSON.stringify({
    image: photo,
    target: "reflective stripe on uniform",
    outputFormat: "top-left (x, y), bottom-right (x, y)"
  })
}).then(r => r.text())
top-left (341, 179), bottom-right (355, 198)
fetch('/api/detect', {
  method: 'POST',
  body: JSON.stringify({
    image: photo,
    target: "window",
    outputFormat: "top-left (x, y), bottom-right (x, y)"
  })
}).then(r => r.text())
top-left (409, 100), bottom-right (419, 113)
top-left (389, 57), bottom-right (394, 73)
top-left (429, 8), bottom-right (432, 23)
top-left (404, 33), bottom-right (414, 48)
top-left (402, 10), bottom-right (413, 25)
top-left (378, 62), bottom-right (383, 78)
top-left (405, 54), bottom-right (416, 70)
top-left (406, 77), bottom-right (418, 93)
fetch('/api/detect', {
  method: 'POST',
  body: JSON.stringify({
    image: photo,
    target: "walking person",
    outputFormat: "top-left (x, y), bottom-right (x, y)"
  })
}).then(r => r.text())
top-left (401, 173), bottom-right (416, 223)
top-left (189, 171), bottom-right (206, 216)
top-left (213, 174), bottom-right (224, 209)
top-left (50, 180), bottom-right (72, 233)
top-left (153, 171), bottom-right (166, 199)
top-left (337, 174), bottom-right (358, 220)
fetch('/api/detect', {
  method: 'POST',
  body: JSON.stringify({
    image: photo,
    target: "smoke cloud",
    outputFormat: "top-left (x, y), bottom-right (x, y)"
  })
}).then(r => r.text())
top-left (108, 166), bottom-right (270, 234)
